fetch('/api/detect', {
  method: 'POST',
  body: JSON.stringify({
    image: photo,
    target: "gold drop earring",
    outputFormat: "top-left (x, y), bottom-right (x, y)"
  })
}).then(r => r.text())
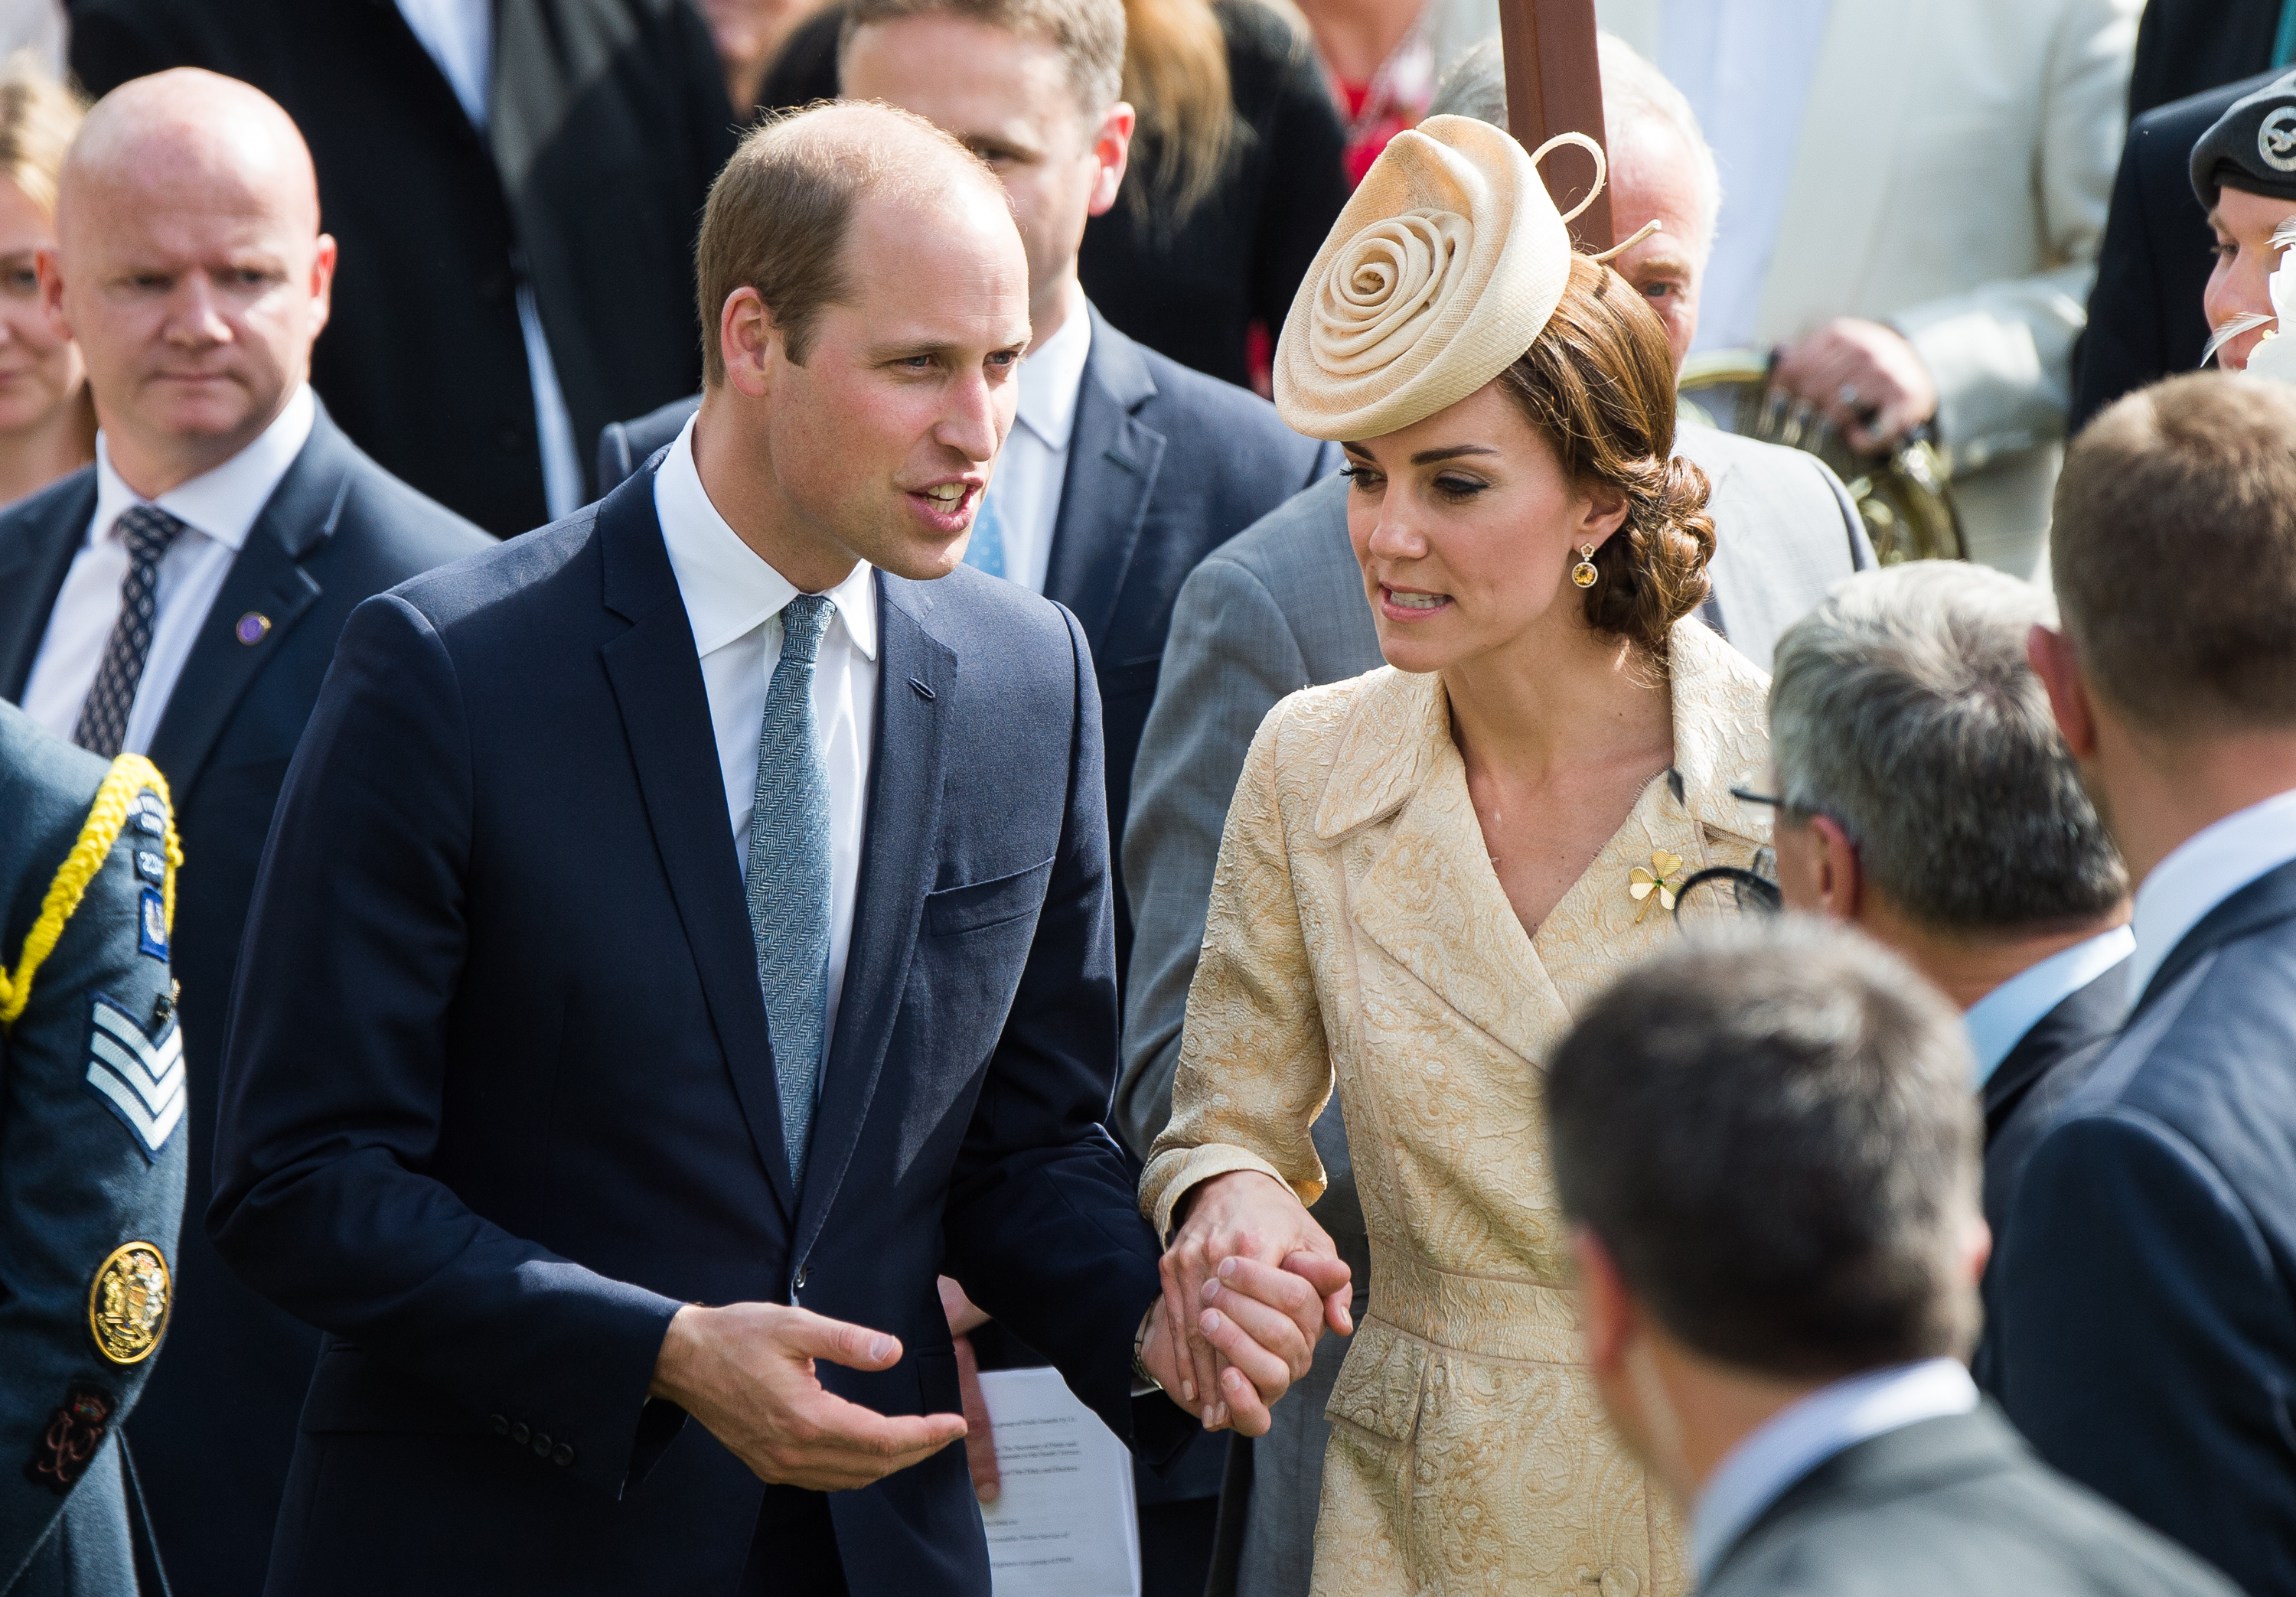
top-left (1570, 543), bottom-right (1599, 588)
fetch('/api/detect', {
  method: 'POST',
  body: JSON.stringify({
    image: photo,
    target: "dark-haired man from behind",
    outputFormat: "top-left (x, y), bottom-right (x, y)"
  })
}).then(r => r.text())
top-left (1546, 921), bottom-right (2238, 1597)
top-left (1763, 562), bottom-right (2131, 1384)
top-left (2011, 371), bottom-right (2296, 1593)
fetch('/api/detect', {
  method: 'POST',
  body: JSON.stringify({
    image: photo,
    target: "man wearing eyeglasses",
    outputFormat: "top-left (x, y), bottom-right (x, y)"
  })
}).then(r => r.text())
top-left (1756, 560), bottom-right (2131, 1393)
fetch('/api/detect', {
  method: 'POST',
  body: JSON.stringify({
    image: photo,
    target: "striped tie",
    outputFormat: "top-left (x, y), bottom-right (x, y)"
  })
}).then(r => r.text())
top-left (745, 595), bottom-right (837, 1185)
top-left (73, 504), bottom-right (190, 758)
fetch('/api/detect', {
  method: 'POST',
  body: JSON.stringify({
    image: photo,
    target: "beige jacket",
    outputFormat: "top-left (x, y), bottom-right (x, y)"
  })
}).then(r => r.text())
top-left (1600, 0), bottom-right (2140, 581)
top-left (1142, 621), bottom-right (1771, 1597)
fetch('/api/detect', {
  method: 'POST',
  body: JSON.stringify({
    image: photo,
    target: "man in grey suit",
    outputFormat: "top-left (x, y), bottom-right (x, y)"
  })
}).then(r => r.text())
top-left (1115, 36), bottom-right (1870, 1594)
top-left (1545, 920), bottom-right (2236, 1597)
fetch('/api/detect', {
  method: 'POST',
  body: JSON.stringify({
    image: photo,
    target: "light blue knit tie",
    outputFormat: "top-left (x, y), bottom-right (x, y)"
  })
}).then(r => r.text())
top-left (964, 487), bottom-right (1006, 579)
top-left (745, 594), bottom-right (835, 1185)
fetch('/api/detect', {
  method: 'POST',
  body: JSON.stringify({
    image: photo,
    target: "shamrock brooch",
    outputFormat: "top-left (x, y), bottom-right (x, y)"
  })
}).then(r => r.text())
top-left (1629, 851), bottom-right (1687, 921)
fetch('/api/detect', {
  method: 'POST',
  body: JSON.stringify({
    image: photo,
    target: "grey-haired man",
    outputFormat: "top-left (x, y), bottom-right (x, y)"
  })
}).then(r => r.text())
top-left (1763, 561), bottom-right (2131, 1388)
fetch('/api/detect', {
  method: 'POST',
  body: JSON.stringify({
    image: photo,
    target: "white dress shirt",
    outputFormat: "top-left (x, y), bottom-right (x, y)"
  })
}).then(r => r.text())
top-left (1660, 0), bottom-right (1835, 354)
top-left (987, 288), bottom-right (1094, 596)
top-left (393, 0), bottom-right (584, 521)
top-left (1692, 1357), bottom-right (1978, 1582)
top-left (2125, 787), bottom-right (2296, 1004)
top-left (653, 415), bottom-right (879, 1048)
top-left (1963, 924), bottom-right (2135, 1090)
top-left (20, 385), bottom-right (317, 753)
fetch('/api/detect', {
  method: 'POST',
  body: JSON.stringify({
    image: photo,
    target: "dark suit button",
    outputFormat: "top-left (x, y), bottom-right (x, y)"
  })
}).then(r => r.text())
top-left (552, 1443), bottom-right (574, 1467)
top-left (490, 1413), bottom-right (509, 1436)
top-left (510, 1422), bottom-right (530, 1445)
top-left (531, 1431), bottom-right (553, 1458)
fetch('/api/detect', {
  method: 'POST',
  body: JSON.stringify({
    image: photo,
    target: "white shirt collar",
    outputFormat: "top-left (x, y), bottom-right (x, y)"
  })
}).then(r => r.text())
top-left (1693, 1358), bottom-right (1978, 1583)
top-left (1963, 924), bottom-right (2135, 1089)
top-left (90, 383), bottom-right (317, 556)
top-left (1014, 285), bottom-right (1093, 454)
top-left (2125, 787), bottom-right (2296, 1004)
top-left (653, 413), bottom-right (879, 662)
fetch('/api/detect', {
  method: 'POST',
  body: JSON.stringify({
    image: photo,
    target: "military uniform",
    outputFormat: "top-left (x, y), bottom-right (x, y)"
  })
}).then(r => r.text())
top-left (0, 699), bottom-right (185, 1595)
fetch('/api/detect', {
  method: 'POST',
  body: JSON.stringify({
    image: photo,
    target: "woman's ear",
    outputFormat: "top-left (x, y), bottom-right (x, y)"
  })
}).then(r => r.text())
top-left (1577, 479), bottom-right (1632, 547)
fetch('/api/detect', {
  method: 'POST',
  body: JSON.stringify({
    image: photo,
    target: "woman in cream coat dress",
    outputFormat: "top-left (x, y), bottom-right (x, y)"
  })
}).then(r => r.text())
top-left (1140, 119), bottom-right (1772, 1597)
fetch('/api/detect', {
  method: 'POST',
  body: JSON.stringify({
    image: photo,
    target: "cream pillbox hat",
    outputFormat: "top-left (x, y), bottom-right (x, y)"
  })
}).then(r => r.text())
top-left (1274, 114), bottom-right (1612, 442)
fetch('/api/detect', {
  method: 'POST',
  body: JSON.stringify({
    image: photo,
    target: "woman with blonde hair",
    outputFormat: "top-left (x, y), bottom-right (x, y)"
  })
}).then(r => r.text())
top-left (0, 54), bottom-right (89, 507)
top-left (1142, 117), bottom-right (1772, 1597)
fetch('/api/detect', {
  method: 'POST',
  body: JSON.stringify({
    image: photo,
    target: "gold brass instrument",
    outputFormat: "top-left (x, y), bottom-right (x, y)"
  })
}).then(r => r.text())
top-left (1677, 348), bottom-right (1965, 566)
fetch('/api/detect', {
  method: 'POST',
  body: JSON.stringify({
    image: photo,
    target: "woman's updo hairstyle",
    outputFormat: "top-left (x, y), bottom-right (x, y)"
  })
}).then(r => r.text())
top-left (1498, 253), bottom-right (1714, 659)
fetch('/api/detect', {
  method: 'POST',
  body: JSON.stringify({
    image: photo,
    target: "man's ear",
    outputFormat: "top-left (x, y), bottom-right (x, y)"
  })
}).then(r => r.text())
top-left (34, 246), bottom-right (70, 343)
top-left (1805, 814), bottom-right (1863, 923)
top-left (1085, 100), bottom-right (1137, 218)
top-left (719, 285), bottom-right (780, 399)
top-left (2028, 623), bottom-right (2097, 760)
top-left (1570, 1227), bottom-right (1638, 1380)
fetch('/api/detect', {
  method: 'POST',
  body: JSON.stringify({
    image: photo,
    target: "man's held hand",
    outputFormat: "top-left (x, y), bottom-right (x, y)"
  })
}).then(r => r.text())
top-left (651, 1302), bottom-right (967, 1492)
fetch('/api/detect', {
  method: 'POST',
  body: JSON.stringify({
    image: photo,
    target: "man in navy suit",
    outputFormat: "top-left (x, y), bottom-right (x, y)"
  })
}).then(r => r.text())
top-left (1759, 562), bottom-right (2132, 1391)
top-left (0, 71), bottom-right (491, 1597)
top-left (595, 0), bottom-right (1339, 982)
top-left (2014, 371), bottom-right (2296, 1593)
top-left (210, 103), bottom-right (1345, 1597)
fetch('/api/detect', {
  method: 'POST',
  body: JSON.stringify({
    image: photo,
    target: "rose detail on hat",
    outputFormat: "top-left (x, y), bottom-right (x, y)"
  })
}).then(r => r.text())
top-left (1312, 210), bottom-right (1472, 378)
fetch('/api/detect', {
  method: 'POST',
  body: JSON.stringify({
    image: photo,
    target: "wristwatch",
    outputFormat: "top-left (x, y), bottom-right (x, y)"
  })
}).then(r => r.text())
top-left (1132, 1306), bottom-right (1161, 1395)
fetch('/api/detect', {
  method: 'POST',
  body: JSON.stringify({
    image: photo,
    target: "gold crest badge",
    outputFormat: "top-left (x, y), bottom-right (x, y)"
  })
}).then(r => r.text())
top-left (87, 1241), bottom-right (170, 1365)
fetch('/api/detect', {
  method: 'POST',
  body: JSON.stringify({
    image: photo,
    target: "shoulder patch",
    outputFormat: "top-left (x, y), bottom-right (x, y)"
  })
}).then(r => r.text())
top-left (136, 888), bottom-right (168, 960)
top-left (84, 992), bottom-right (184, 1158)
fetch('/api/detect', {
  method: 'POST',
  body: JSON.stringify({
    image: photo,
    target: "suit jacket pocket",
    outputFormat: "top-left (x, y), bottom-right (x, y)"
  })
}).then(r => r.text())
top-left (925, 857), bottom-right (1055, 937)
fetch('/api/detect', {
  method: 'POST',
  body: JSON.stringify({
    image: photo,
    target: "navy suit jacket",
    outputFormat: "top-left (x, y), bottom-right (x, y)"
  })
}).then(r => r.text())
top-left (0, 403), bottom-right (491, 1597)
top-left (1995, 861), bottom-right (2296, 1593)
top-left (207, 464), bottom-right (1192, 1595)
top-left (1969, 960), bottom-right (2128, 1395)
top-left (595, 307), bottom-right (1339, 971)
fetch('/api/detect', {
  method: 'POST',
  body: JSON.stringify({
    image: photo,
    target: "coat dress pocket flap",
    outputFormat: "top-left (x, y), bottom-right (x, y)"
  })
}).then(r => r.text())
top-left (924, 857), bottom-right (1056, 937)
top-left (1324, 1319), bottom-right (1427, 1445)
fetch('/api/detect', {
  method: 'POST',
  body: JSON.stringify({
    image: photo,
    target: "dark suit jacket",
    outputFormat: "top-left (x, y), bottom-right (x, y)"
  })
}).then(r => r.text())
top-left (2073, 75), bottom-right (2277, 431)
top-left (68, 0), bottom-right (737, 536)
top-left (205, 464), bottom-right (1193, 1596)
top-left (595, 306), bottom-right (1339, 970)
top-left (1704, 1407), bottom-right (2237, 1597)
top-left (1970, 959), bottom-right (2128, 1394)
top-left (0, 403), bottom-right (493, 1597)
top-left (2128, 0), bottom-right (2282, 122)
top-left (1995, 859), bottom-right (2296, 1595)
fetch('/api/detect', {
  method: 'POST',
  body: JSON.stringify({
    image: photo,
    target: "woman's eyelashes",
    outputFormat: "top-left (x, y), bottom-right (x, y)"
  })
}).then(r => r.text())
top-left (1432, 473), bottom-right (1489, 500)
top-left (1341, 464), bottom-right (1488, 501)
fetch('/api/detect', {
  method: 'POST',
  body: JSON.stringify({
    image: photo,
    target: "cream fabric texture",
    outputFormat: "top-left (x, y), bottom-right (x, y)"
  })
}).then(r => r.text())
top-left (1142, 620), bottom-right (1773, 1597)
top-left (1275, 116), bottom-right (1582, 442)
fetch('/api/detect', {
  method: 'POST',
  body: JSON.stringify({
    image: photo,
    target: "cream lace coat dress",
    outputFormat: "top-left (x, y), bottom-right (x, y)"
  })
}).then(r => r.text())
top-left (1140, 620), bottom-right (1772, 1597)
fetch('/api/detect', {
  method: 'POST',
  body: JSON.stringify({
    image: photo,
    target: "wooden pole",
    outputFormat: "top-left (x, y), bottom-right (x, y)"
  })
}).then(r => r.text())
top-left (1494, 0), bottom-right (1611, 253)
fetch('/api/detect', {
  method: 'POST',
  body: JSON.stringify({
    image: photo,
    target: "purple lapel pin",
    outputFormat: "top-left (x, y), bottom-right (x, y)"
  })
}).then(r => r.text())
top-left (235, 612), bottom-right (271, 646)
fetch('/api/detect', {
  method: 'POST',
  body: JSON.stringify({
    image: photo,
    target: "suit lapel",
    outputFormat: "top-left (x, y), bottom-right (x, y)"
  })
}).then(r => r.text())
top-left (1754, 0), bottom-right (1921, 341)
top-left (0, 472), bottom-right (94, 700)
top-left (142, 416), bottom-right (367, 790)
top-left (2137, 857), bottom-right (2296, 1016)
top-left (1979, 961), bottom-right (2128, 1136)
top-left (792, 575), bottom-right (953, 1262)
top-left (595, 470), bottom-right (798, 1222)
top-left (1040, 308), bottom-right (1164, 653)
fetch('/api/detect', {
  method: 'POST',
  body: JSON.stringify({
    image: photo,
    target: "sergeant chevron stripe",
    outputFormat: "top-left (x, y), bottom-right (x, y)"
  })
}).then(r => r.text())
top-left (84, 994), bottom-right (184, 1157)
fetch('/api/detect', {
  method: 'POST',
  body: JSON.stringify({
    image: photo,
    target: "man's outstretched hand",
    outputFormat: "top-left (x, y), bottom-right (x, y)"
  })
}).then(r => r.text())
top-left (651, 1302), bottom-right (967, 1491)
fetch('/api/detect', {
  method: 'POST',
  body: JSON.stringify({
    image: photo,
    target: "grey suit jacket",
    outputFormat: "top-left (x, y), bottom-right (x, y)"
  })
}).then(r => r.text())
top-left (1705, 1407), bottom-right (2235, 1597)
top-left (1117, 423), bottom-right (1870, 1597)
